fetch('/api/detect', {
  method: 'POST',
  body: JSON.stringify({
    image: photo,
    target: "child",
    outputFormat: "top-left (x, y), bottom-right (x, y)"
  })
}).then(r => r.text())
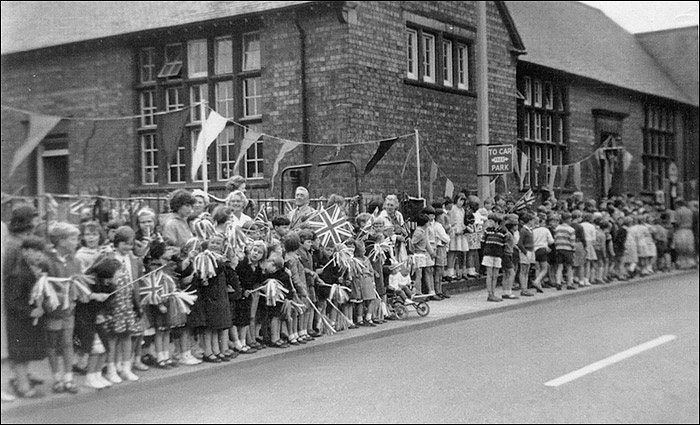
top-left (173, 238), bottom-right (202, 366)
top-left (283, 233), bottom-right (308, 344)
top-left (298, 229), bottom-right (323, 337)
top-left (194, 235), bottom-right (234, 363)
top-left (447, 194), bottom-right (468, 280)
top-left (481, 213), bottom-right (506, 302)
top-left (652, 215), bottom-right (670, 272)
top-left (81, 258), bottom-right (119, 389)
top-left (347, 238), bottom-right (379, 326)
top-left (261, 254), bottom-right (292, 348)
top-left (411, 213), bottom-right (436, 297)
top-left (591, 217), bottom-right (607, 284)
top-left (517, 213), bottom-right (540, 296)
top-left (532, 215), bottom-right (555, 289)
top-left (501, 214), bottom-right (519, 299)
top-left (75, 221), bottom-right (107, 273)
top-left (387, 262), bottom-right (415, 304)
top-left (102, 226), bottom-right (143, 384)
top-left (580, 213), bottom-right (597, 286)
top-left (234, 240), bottom-right (266, 352)
top-left (431, 203), bottom-right (451, 298)
top-left (554, 212), bottom-right (577, 290)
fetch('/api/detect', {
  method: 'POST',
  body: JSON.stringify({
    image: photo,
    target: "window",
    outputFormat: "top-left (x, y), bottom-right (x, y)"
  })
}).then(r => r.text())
top-left (518, 76), bottom-right (567, 188)
top-left (165, 87), bottom-right (184, 111)
top-left (544, 82), bottom-right (553, 110)
top-left (140, 90), bottom-right (156, 128)
top-left (422, 33), bottom-right (435, 83)
top-left (136, 30), bottom-right (263, 187)
top-left (523, 77), bottom-right (532, 106)
top-left (457, 44), bottom-right (469, 90)
top-left (215, 37), bottom-right (233, 75)
top-left (442, 40), bottom-right (453, 86)
top-left (534, 80), bottom-right (542, 108)
top-left (187, 40), bottom-right (208, 78)
top-left (141, 134), bottom-right (158, 185)
top-left (169, 147), bottom-right (186, 184)
top-left (242, 32), bottom-right (260, 71)
top-left (217, 127), bottom-right (236, 181)
top-left (158, 44), bottom-right (183, 78)
top-left (406, 29), bottom-right (418, 80)
top-left (244, 124), bottom-right (264, 179)
top-left (140, 48), bottom-right (156, 83)
top-left (243, 78), bottom-right (261, 118)
top-left (190, 84), bottom-right (208, 123)
top-left (216, 81), bottom-right (234, 119)
top-left (643, 104), bottom-right (675, 192)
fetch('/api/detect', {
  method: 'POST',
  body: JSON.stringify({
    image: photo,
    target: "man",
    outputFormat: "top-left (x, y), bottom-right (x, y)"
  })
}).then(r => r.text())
top-left (288, 186), bottom-right (316, 229)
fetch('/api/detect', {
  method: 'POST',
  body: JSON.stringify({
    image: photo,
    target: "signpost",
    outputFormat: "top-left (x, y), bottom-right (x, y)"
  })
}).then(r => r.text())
top-left (486, 144), bottom-right (514, 174)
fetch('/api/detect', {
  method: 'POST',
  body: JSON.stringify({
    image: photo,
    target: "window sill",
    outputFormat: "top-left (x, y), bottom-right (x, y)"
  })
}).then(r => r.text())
top-left (403, 78), bottom-right (476, 97)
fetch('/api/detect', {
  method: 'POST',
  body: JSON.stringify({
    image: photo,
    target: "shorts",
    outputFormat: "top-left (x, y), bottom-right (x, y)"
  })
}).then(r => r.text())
top-left (535, 247), bottom-right (550, 262)
top-left (520, 250), bottom-right (536, 264)
top-left (44, 314), bottom-right (75, 332)
top-left (556, 250), bottom-right (574, 266)
top-left (482, 255), bottom-right (502, 268)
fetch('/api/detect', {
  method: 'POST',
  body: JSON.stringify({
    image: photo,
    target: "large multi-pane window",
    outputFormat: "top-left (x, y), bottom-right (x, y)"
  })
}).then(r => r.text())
top-left (136, 29), bottom-right (263, 187)
top-left (517, 76), bottom-right (568, 189)
top-left (243, 124), bottom-right (264, 180)
top-left (406, 25), bottom-right (473, 92)
top-left (642, 105), bottom-right (675, 192)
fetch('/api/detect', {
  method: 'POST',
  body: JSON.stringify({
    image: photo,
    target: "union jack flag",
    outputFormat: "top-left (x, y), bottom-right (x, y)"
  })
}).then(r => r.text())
top-left (139, 271), bottom-right (166, 305)
top-left (254, 203), bottom-right (270, 225)
top-left (510, 189), bottom-right (535, 213)
top-left (307, 205), bottom-right (354, 248)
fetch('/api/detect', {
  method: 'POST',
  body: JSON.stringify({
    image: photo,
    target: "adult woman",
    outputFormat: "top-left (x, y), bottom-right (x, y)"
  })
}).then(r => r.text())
top-left (226, 190), bottom-right (252, 228)
top-left (446, 193), bottom-right (468, 280)
top-left (673, 199), bottom-right (697, 269)
top-left (378, 194), bottom-right (408, 262)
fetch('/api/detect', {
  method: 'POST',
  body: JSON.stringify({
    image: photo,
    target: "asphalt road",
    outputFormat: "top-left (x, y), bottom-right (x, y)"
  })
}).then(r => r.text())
top-left (5, 272), bottom-right (698, 424)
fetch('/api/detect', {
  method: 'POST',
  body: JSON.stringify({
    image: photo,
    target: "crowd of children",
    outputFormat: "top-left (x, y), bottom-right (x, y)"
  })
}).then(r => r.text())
top-left (2, 184), bottom-right (698, 399)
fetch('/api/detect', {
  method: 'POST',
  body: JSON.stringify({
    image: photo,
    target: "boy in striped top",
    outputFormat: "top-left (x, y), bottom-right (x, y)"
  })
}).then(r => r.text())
top-left (481, 213), bottom-right (506, 302)
top-left (554, 212), bottom-right (577, 290)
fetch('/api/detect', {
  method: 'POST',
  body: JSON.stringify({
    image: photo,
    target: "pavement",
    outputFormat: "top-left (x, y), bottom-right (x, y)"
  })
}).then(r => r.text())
top-left (2, 267), bottom-right (698, 416)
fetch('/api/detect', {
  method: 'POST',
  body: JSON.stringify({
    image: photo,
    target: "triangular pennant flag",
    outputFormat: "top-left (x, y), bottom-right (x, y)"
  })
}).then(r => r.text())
top-left (573, 162), bottom-right (582, 190)
top-left (156, 108), bottom-right (190, 163)
top-left (622, 150), bottom-right (633, 172)
top-left (191, 111), bottom-right (229, 180)
top-left (10, 113), bottom-right (62, 177)
top-left (401, 143), bottom-right (416, 178)
top-left (364, 137), bottom-right (399, 176)
top-left (489, 177), bottom-right (497, 198)
top-left (270, 140), bottom-right (301, 192)
top-left (548, 165), bottom-right (558, 192)
top-left (233, 130), bottom-right (263, 176)
top-left (444, 178), bottom-right (454, 199)
top-left (513, 151), bottom-right (520, 179)
top-left (429, 160), bottom-right (438, 202)
top-left (560, 164), bottom-right (570, 189)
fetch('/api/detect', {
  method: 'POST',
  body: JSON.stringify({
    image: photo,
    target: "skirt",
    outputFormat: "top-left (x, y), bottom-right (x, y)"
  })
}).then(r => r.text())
top-left (449, 233), bottom-right (469, 252)
top-left (573, 242), bottom-right (586, 267)
top-left (434, 246), bottom-right (448, 267)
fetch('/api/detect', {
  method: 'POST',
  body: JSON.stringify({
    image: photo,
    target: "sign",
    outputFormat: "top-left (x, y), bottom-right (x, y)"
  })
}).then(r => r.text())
top-left (486, 144), bottom-right (514, 174)
top-left (668, 162), bottom-right (678, 184)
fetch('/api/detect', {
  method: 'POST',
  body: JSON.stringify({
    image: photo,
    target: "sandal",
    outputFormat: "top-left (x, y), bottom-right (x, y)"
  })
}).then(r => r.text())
top-left (272, 340), bottom-right (289, 348)
top-left (63, 380), bottom-right (79, 394)
top-left (287, 339), bottom-right (300, 346)
top-left (217, 353), bottom-right (231, 362)
top-left (203, 354), bottom-right (222, 363)
top-left (156, 360), bottom-right (172, 369)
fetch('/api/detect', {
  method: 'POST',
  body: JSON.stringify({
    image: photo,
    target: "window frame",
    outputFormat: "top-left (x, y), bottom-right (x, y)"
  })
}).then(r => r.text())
top-left (442, 40), bottom-right (453, 86)
top-left (242, 32), bottom-right (261, 71)
top-left (141, 133), bottom-right (159, 185)
top-left (422, 33), bottom-right (436, 84)
top-left (243, 124), bottom-right (264, 180)
top-left (187, 39), bottom-right (208, 79)
top-left (642, 104), bottom-right (675, 192)
top-left (406, 28), bottom-right (419, 80)
top-left (158, 43), bottom-right (184, 79)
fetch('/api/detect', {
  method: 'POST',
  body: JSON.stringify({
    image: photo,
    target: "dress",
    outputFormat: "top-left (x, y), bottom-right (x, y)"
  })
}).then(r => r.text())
top-left (353, 257), bottom-right (377, 301)
top-left (196, 263), bottom-right (233, 330)
top-left (103, 265), bottom-right (141, 335)
top-left (233, 257), bottom-right (263, 327)
top-left (448, 206), bottom-right (468, 251)
top-left (3, 245), bottom-right (47, 362)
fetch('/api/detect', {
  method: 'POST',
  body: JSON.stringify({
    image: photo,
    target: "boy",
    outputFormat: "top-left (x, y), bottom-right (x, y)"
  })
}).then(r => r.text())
top-left (554, 212), bottom-right (577, 290)
top-left (481, 213), bottom-right (506, 302)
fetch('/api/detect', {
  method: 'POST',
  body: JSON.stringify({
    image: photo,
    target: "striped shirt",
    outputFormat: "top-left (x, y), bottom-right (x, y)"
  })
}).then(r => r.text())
top-left (482, 226), bottom-right (507, 258)
top-left (554, 224), bottom-right (576, 251)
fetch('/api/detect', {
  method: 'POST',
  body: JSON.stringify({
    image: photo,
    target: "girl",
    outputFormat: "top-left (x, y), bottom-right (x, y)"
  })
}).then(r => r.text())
top-left (447, 194), bottom-right (468, 280)
top-left (430, 205), bottom-right (451, 298)
top-left (501, 214), bottom-right (518, 299)
top-left (234, 240), bottom-right (266, 352)
top-left (195, 235), bottom-right (234, 363)
top-left (284, 234), bottom-right (308, 344)
top-left (517, 213), bottom-right (541, 295)
top-left (173, 238), bottom-right (202, 366)
top-left (347, 238), bottom-right (379, 326)
top-left (532, 215), bottom-right (555, 289)
top-left (411, 213), bottom-right (436, 297)
top-left (75, 221), bottom-right (107, 273)
top-left (261, 254), bottom-right (292, 348)
top-left (102, 226), bottom-right (143, 384)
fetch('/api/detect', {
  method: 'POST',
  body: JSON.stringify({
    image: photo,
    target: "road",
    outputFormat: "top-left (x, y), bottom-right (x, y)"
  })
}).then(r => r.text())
top-left (4, 272), bottom-right (698, 424)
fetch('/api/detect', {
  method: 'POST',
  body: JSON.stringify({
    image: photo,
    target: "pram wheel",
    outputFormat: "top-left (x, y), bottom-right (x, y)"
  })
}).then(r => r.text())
top-left (415, 302), bottom-right (430, 317)
top-left (394, 305), bottom-right (409, 320)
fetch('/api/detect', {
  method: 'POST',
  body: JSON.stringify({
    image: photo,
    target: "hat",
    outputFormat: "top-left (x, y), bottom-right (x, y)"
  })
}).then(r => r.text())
top-left (506, 214), bottom-right (519, 225)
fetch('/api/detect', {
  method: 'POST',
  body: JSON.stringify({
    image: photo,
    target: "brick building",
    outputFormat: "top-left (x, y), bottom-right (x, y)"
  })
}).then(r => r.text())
top-left (507, 1), bottom-right (698, 203)
top-left (1, 1), bottom-right (524, 206)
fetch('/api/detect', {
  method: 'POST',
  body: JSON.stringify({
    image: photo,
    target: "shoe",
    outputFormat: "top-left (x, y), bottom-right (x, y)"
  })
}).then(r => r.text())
top-left (487, 295), bottom-right (503, 302)
top-left (556, 285), bottom-right (562, 291)
top-left (366, 321), bottom-right (377, 327)
top-left (72, 365), bottom-right (88, 376)
top-left (296, 338), bottom-right (307, 344)
top-left (119, 366), bottom-right (139, 382)
top-left (52, 381), bottom-right (66, 394)
top-left (502, 294), bottom-right (519, 300)
top-left (105, 366), bottom-right (122, 384)
top-left (467, 273), bottom-right (480, 279)
top-left (179, 354), bottom-right (201, 366)
top-left (308, 331), bottom-right (322, 338)
top-left (272, 340), bottom-right (290, 348)
top-left (10, 380), bottom-right (45, 399)
top-left (441, 293), bottom-right (451, 299)
top-left (63, 380), bottom-right (79, 394)
top-left (84, 373), bottom-right (108, 390)
top-left (141, 353), bottom-right (157, 367)
top-left (566, 285), bottom-right (577, 290)
top-left (156, 360), bottom-right (173, 369)
top-left (203, 354), bottom-right (222, 363)
top-left (166, 358), bottom-right (179, 368)
top-left (217, 353), bottom-right (231, 362)
top-left (520, 290), bottom-right (534, 297)
top-left (97, 375), bottom-right (113, 388)
top-left (372, 319), bottom-right (384, 325)
top-left (288, 339), bottom-right (300, 345)
top-left (132, 360), bottom-right (149, 372)
top-left (429, 296), bottom-right (442, 301)
top-left (535, 287), bottom-right (544, 293)
top-left (347, 324), bottom-right (359, 329)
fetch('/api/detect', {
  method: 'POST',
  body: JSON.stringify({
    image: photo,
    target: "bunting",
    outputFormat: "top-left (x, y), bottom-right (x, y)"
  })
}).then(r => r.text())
top-left (233, 130), bottom-right (263, 176)
top-left (622, 150), bottom-right (633, 172)
top-left (444, 178), bottom-right (454, 199)
top-left (191, 111), bottom-right (229, 180)
top-left (573, 162), bottom-right (582, 190)
top-left (519, 152), bottom-right (528, 190)
top-left (156, 108), bottom-right (190, 163)
top-left (270, 140), bottom-right (301, 192)
top-left (560, 165), bottom-right (570, 189)
top-left (400, 144), bottom-right (416, 178)
top-left (364, 137), bottom-right (399, 176)
top-left (429, 160), bottom-right (438, 202)
top-left (548, 165), bottom-right (558, 192)
top-left (10, 113), bottom-right (62, 177)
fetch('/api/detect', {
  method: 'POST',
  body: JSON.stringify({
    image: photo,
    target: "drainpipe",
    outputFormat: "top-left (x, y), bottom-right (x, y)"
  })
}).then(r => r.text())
top-left (476, 1), bottom-right (490, 201)
top-left (295, 14), bottom-right (310, 188)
